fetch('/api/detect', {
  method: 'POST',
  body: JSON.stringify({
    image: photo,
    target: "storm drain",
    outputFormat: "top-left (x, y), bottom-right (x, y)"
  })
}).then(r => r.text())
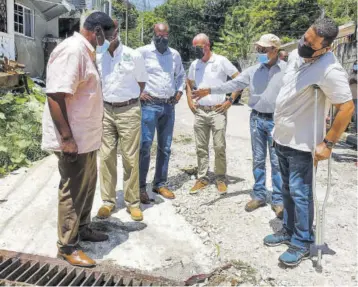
top-left (0, 250), bottom-right (181, 286)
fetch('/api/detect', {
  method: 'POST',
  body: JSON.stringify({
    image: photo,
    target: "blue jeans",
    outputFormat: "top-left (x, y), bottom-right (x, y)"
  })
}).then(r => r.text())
top-left (250, 112), bottom-right (283, 205)
top-left (140, 103), bottom-right (175, 189)
top-left (275, 143), bottom-right (315, 249)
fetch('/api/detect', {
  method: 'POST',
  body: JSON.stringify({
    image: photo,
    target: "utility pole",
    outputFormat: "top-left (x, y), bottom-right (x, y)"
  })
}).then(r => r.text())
top-left (125, 0), bottom-right (128, 45)
top-left (141, 0), bottom-right (146, 42)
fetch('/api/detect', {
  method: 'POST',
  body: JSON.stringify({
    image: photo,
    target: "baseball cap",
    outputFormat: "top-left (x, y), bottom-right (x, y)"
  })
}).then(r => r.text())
top-left (255, 34), bottom-right (281, 48)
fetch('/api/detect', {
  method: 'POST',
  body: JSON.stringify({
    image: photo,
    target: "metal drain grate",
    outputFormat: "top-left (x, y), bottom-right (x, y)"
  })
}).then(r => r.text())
top-left (0, 250), bottom-right (182, 286)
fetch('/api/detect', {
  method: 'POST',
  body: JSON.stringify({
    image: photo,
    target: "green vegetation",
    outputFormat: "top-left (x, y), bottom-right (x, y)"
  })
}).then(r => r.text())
top-left (0, 80), bottom-right (48, 176)
top-left (118, 0), bottom-right (356, 62)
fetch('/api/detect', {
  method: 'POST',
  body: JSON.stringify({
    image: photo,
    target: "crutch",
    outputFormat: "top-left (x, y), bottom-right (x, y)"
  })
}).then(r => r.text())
top-left (310, 84), bottom-right (334, 273)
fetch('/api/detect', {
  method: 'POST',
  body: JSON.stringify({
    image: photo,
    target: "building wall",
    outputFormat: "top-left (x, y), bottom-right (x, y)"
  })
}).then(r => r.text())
top-left (14, 0), bottom-right (59, 78)
top-left (0, 0), bottom-right (15, 59)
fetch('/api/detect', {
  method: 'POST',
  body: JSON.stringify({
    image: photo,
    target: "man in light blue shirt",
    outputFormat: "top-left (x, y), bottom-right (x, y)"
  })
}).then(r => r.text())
top-left (136, 23), bottom-right (185, 202)
top-left (193, 34), bottom-right (286, 218)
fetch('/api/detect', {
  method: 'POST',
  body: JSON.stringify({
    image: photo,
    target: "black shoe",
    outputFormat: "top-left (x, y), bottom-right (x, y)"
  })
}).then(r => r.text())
top-left (79, 226), bottom-right (108, 242)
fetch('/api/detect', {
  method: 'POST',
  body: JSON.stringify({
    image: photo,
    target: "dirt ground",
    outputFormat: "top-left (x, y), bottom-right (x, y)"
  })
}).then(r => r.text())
top-left (0, 100), bottom-right (357, 286)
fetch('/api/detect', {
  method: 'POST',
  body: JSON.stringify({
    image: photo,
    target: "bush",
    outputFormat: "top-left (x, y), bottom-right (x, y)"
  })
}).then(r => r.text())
top-left (0, 78), bottom-right (48, 176)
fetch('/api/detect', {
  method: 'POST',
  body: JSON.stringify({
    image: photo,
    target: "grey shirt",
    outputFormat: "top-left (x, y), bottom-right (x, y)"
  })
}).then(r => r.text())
top-left (273, 49), bottom-right (352, 152)
top-left (211, 59), bottom-right (287, 113)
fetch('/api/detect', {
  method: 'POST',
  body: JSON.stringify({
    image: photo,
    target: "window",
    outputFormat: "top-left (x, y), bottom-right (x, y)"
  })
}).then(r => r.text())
top-left (0, 0), bottom-right (7, 33)
top-left (14, 3), bottom-right (34, 38)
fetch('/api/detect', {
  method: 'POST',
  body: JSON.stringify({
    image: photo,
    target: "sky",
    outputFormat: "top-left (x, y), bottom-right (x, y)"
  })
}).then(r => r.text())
top-left (129, 0), bottom-right (166, 11)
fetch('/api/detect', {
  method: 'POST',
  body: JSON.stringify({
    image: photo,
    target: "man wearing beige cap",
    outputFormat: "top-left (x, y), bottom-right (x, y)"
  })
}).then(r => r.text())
top-left (193, 34), bottom-right (286, 218)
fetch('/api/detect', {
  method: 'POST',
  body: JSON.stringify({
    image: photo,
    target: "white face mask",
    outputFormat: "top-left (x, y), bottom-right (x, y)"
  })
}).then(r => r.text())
top-left (96, 28), bottom-right (110, 54)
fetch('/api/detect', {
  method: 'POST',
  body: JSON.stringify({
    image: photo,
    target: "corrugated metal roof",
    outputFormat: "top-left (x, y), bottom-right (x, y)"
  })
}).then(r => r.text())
top-left (67, 0), bottom-right (86, 9)
top-left (30, 0), bottom-right (75, 21)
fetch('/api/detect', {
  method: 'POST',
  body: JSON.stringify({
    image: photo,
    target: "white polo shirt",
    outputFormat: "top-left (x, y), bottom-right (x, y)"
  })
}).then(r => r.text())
top-left (97, 44), bottom-right (148, 102)
top-left (188, 54), bottom-right (238, 106)
top-left (274, 49), bottom-right (352, 152)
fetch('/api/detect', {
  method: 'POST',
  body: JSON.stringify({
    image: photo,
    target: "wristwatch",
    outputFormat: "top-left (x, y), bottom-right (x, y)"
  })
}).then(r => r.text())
top-left (227, 97), bottom-right (234, 104)
top-left (323, 138), bottom-right (334, 149)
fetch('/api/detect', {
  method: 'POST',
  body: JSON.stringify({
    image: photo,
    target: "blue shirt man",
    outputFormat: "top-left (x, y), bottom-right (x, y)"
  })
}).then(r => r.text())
top-left (192, 34), bottom-right (286, 218)
top-left (136, 23), bottom-right (185, 202)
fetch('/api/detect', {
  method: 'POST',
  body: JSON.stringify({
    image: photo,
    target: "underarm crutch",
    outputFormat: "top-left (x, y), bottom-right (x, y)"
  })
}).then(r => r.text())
top-left (310, 84), bottom-right (335, 273)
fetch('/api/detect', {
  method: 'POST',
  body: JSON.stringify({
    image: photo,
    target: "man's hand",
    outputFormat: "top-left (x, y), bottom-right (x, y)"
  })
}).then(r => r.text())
top-left (175, 91), bottom-right (183, 102)
top-left (215, 100), bottom-right (232, 113)
top-left (188, 102), bottom-right (197, 114)
top-left (314, 142), bottom-right (332, 166)
top-left (140, 92), bottom-right (153, 102)
top-left (192, 88), bottom-right (210, 100)
top-left (61, 137), bottom-right (78, 163)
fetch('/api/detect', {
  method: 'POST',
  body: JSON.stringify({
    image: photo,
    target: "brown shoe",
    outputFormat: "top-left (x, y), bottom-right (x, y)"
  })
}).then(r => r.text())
top-left (97, 205), bottom-right (114, 219)
top-left (216, 180), bottom-right (227, 195)
top-left (245, 199), bottom-right (266, 212)
top-left (190, 179), bottom-right (209, 194)
top-left (272, 205), bottom-right (284, 219)
top-left (153, 187), bottom-right (175, 199)
top-left (126, 206), bottom-right (143, 221)
top-left (79, 226), bottom-right (108, 242)
top-left (57, 249), bottom-right (96, 267)
top-left (140, 188), bottom-right (151, 204)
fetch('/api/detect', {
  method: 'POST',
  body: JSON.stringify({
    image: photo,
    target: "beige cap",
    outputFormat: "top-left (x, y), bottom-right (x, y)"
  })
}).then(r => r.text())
top-left (255, 34), bottom-right (281, 48)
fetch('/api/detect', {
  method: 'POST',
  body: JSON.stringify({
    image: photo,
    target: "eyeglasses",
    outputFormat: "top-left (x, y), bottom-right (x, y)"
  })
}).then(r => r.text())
top-left (256, 46), bottom-right (274, 54)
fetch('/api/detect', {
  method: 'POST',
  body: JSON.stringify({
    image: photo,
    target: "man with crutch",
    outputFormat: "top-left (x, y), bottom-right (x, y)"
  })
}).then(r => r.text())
top-left (263, 17), bottom-right (354, 267)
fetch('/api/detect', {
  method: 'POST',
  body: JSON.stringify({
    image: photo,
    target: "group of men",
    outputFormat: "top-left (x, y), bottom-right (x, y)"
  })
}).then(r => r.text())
top-left (42, 11), bottom-right (354, 269)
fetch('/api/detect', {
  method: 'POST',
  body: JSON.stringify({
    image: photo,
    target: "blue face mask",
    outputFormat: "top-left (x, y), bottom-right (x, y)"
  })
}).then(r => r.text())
top-left (96, 39), bottom-right (110, 54)
top-left (354, 64), bottom-right (358, 71)
top-left (257, 53), bottom-right (269, 64)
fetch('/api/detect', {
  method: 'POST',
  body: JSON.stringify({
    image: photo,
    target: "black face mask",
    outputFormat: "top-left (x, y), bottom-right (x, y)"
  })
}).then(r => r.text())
top-left (298, 36), bottom-right (326, 59)
top-left (194, 47), bottom-right (205, 59)
top-left (154, 36), bottom-right (169, 54)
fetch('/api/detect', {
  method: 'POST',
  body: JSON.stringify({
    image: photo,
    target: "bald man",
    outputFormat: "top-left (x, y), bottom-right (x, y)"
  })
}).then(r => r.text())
top-left (186, 33), bottom-right (239, 195)
top-left (278, 50), bottom-right (288, 62)
top-left (136, 23), bottom-right (185, 201)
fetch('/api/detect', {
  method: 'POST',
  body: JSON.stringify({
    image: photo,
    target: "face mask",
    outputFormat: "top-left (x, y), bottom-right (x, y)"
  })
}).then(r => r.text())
top-left (154, 35), bottom-right (169, 54)
top-left (297, 36), bottom-right (326, 59)
top-left (353, 64), bottom-right (358, 71)
top-left (257, 53), bottom-right (269, 64)
top-left (96, 29), bottom-right (110, 54)
top-left (194, 47), bottom-right (205, 59)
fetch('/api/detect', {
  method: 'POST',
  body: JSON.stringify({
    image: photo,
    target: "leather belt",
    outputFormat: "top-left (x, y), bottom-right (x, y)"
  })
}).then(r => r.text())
top-left (197, 105), bottom-right (219, 112)
top-left (252, 109), bottom-right (274, 119)
top-left (104, 97), bottom-right (138, 108)
top-left (141, 95), bottom-right (177, 105)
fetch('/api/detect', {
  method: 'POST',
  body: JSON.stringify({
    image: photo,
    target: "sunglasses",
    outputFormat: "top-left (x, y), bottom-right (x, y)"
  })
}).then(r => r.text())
top-left (256, 46), bottom-right (274, 54)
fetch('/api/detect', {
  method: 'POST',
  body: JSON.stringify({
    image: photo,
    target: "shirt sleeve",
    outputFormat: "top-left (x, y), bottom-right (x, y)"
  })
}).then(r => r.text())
top-left (174, 52), bottom-right (186, 92)
top-left (319, 65), bottom-right (352, 104)
top-left (211, 67), bottom-right (250, 94)
top-left (187, 62), bottom-right (195, 82)
top-left (46, 45), bottom-right (82, 95)
top-left (221, 56), bottom-right (238, 77)
top-left (133, 51), bottom-right (148, 83)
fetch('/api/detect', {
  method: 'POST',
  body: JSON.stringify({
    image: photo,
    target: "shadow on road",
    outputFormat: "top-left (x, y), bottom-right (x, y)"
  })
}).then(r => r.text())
top-left (201, 189), bottom-right (252, 206)
top-left (332, 152), bottom-right (357, 163)
top-left (81, 217), bottom-right (147, 260)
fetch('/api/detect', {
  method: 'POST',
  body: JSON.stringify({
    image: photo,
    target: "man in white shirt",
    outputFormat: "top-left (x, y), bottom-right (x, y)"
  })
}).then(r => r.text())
top-left (96, 22), bottom-right (148, 222)
top-left (186, 33), bottom-right (239, 194)
top-left (136, 23), bottom-right (185, 200)
top-left (263, 18), bottom-right (354, 267)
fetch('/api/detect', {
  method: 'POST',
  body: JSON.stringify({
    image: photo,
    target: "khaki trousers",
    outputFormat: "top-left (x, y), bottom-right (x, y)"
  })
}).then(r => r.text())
top-left (55, 151), bottom-right (97, 250)
top-left (99, 102), bottom-right (141, 208)
top-left (194, 108), bottom-right (227, 180)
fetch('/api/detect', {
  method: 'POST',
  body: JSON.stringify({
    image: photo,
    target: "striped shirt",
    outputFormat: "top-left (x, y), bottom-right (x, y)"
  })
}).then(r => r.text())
top-left (136, 43), bottom-right (185, 99)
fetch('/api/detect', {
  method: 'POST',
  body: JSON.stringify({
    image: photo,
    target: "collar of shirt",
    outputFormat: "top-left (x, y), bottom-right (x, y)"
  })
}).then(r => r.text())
top-left (74, 32), bottom-right (96, 60)
top-left (258, 58), bottom-right (284, 71)
top-left (112, 43), bottom-right (124, 58)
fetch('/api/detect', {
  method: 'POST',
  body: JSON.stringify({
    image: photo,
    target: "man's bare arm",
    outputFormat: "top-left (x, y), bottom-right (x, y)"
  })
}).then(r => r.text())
top-left (138, 82), bottom-right (146, 94)
top-left (326, 100), bottom-right (354, 143)
top-left (47, 93), bottom-right (78, 159)
top-left (186, 80), bottom-right (197, 114)
top-left (314, 100), bottom-right (354, 163)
